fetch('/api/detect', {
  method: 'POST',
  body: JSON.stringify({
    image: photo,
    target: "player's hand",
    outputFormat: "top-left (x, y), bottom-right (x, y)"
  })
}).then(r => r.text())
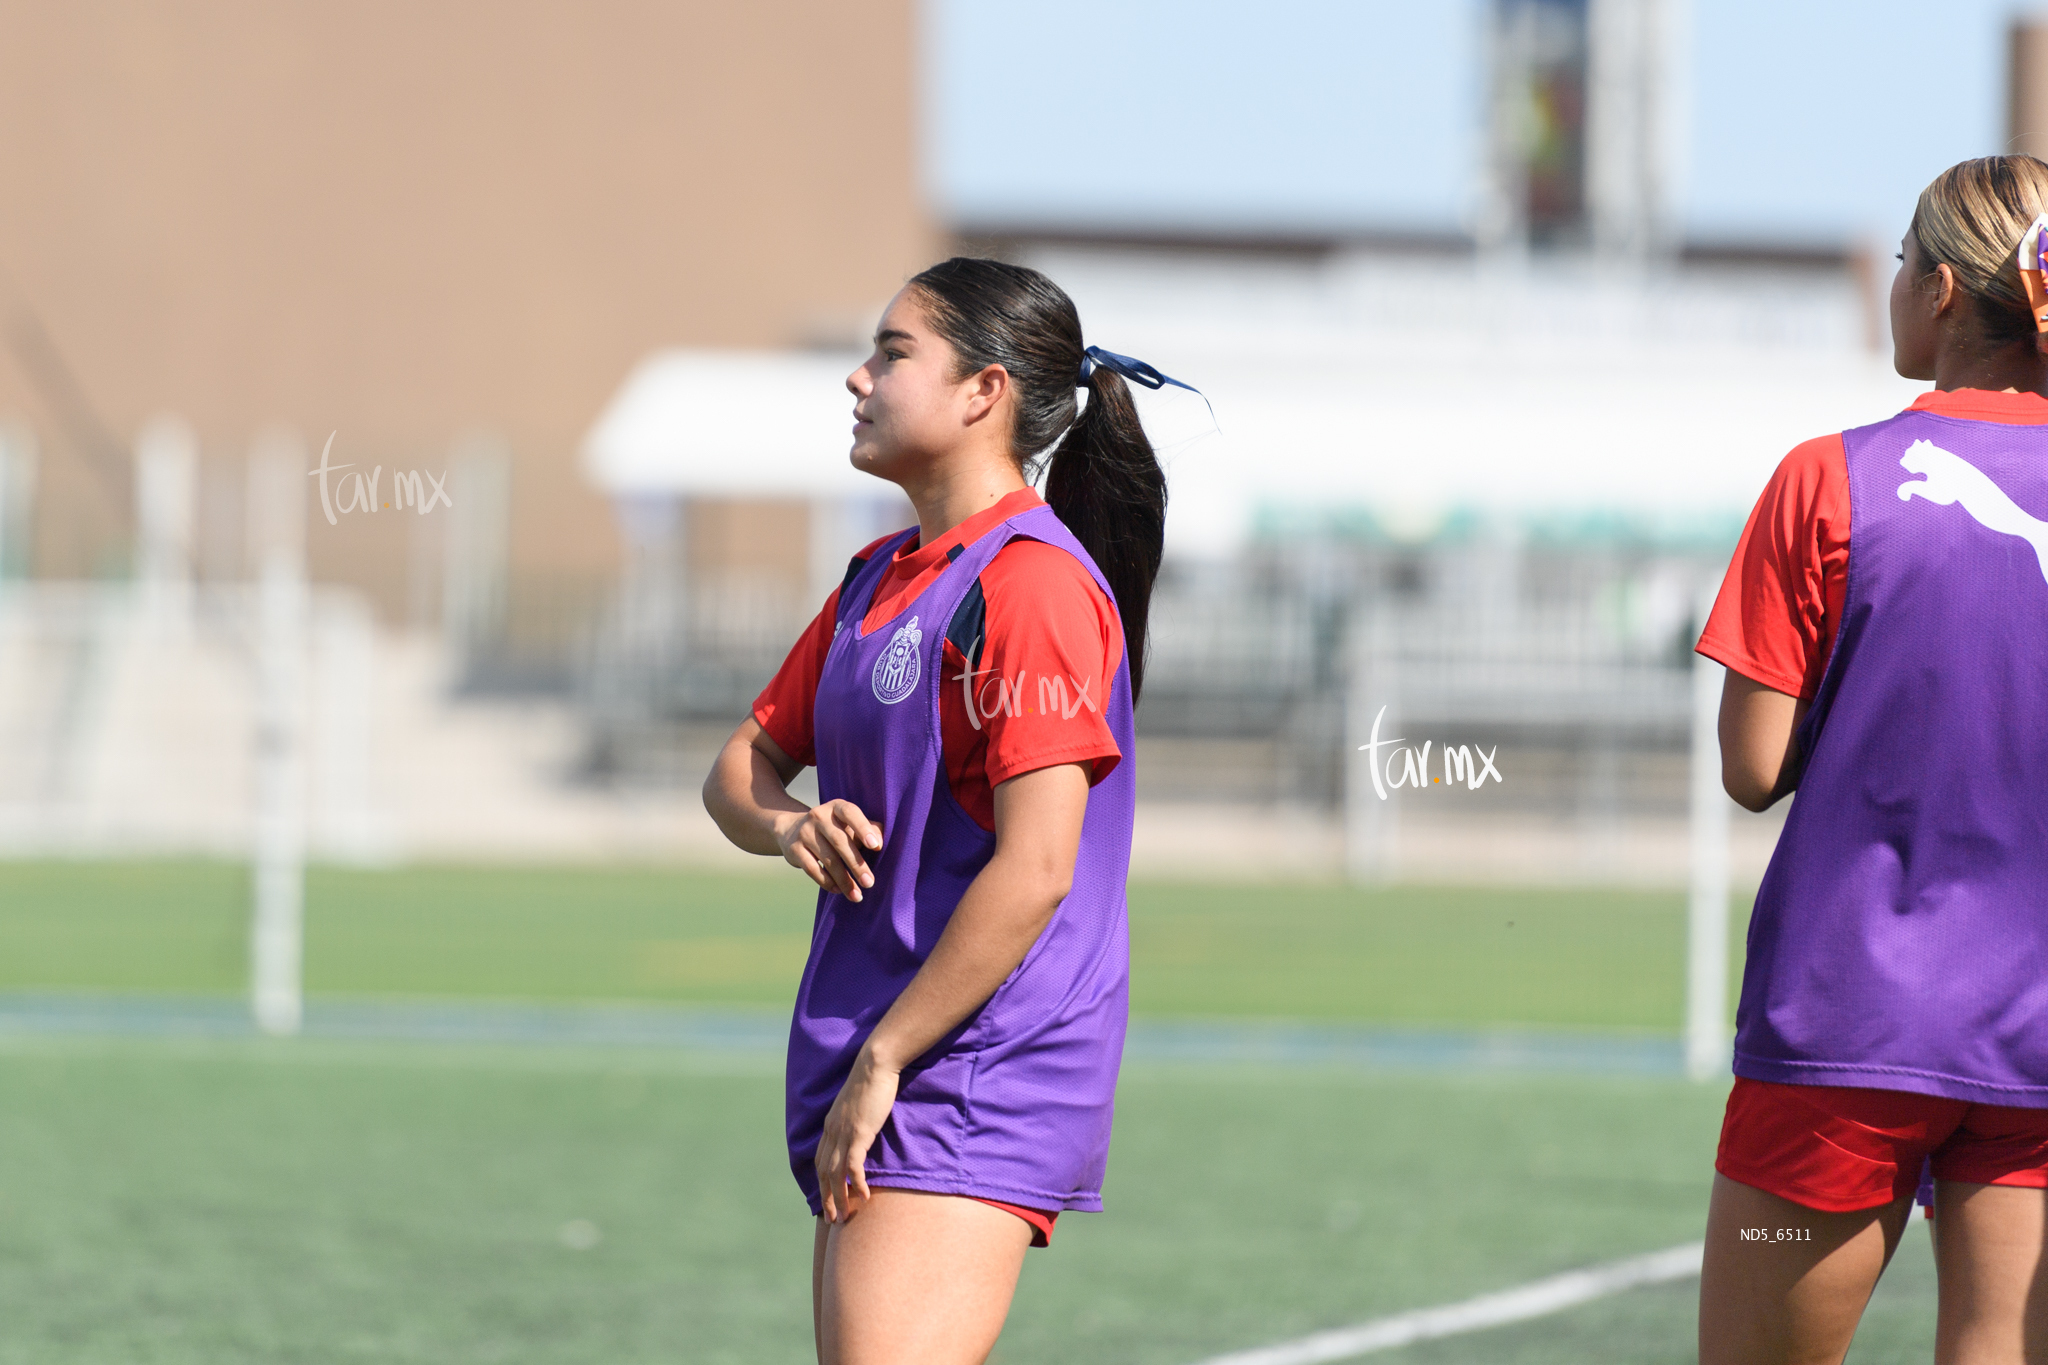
top-left (774, 800), bottom-right (883, 901)
top-left (816, 1045), bottom-right (899, 1224)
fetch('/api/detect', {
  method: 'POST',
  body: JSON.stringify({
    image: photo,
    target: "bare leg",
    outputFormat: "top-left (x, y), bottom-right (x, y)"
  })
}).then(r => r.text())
top-left (1933, 1180), bottom-right (2048, 1365)
top-left (813, 1217), bottom-right (829, 1358)
top-left (1699, 1173), bottom-right (1914, 1365)
top-left (814, 1190), bottom-right (1032, 1365)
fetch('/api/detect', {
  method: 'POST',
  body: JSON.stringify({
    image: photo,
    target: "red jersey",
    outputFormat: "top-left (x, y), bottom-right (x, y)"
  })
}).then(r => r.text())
top-left (753, 488), bottom-right (1124, 831)
top-left (1697, 388), bottom-right (2048, 695)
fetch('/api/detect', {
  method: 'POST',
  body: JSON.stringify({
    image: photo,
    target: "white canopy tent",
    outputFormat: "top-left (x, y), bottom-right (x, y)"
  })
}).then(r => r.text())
top-left (581, 349), bottom-right (910, 608)
top-left (582, 350), bottom-right (875, 500)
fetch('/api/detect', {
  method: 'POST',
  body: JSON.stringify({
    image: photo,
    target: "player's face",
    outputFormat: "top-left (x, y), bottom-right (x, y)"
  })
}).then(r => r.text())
top-left (1889, 232), bottom-right (1940, 382)
top-left (845, 290), bottom-right (980, 483)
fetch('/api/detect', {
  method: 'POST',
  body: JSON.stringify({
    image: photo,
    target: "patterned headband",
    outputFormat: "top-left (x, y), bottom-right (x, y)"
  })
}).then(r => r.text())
top-left (2017, 214), bottom-right (2048, 334)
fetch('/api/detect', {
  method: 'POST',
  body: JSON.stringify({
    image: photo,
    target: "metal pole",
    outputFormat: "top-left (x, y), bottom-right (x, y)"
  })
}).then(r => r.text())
top-left (252, 551), bottom-right (305, 1034)
top-left (312, 589), bottom-right (377, 862)
top-left (134, 414), bottom-right (197, 638)
top-left (1345, 605), bottom-right (1399, 883)
top-left (1685, 606), bottom-right (1731, 1081)
top-left (248, 430), bottom-right (307, 1036)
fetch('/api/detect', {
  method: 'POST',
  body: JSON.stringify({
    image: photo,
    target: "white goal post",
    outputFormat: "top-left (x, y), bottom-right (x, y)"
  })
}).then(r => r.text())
top-left (248, 434), bottom-right (309, 1036)
top-left (1685, 591), bottom-right (1732, 1082)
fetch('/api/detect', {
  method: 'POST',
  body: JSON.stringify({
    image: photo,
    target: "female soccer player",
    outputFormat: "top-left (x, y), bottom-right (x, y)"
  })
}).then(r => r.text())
top-left (703, 258), bottom-right (1172, 1365)
top-left (1696, 156), bottom-right (2048, 1363)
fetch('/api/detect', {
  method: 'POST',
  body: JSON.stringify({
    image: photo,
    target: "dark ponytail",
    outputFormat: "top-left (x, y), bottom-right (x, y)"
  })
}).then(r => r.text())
top-left (907, 257), bottom-right (1168, 701)
top-left (1044, 367), bottom-right (1166, 700)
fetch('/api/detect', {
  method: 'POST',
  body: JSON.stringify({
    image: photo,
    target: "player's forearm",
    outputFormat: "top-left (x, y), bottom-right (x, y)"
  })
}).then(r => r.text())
top-left (1718, 673), bottom-right (1810, 812)
top-left (861, 847), bottom-right (1070, 1073)
top-left (703, 732), bottom-right (809, 856)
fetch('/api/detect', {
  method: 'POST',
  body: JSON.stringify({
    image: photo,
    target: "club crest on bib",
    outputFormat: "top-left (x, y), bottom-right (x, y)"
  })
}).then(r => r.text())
top-left (871, 615), bottom-right (923, 704)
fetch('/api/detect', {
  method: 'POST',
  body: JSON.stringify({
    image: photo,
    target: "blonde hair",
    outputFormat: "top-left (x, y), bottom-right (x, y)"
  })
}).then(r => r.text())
top-left (1911, 155), bottom-right (2048, 344)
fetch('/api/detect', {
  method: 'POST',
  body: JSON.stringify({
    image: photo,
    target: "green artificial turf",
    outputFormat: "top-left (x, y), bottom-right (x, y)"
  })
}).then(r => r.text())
top-left (0, 1039), bottom-right (804, 1365)
top-left (0, 1038), bottom-right (1942, 1365)
top-left (0, 862), bottom-right (1944, 1365)
top-left (0, 860), bottom-right (1752, 1029)
top-left (0, 1037), bottom-right (1863, 1365)
top-left (0, 860), bottom-right (249, 994)
top-left (1015, 1063), bottom-right (1730, 1364)
top-left (1125, 880), bottom-right (1727, 1028)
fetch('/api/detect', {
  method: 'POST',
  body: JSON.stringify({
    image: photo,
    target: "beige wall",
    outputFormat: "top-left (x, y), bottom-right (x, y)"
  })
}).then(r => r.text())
top-left (2015, 18), bottom-right (2048, 161)
top-left (0, 0), bottom-right (936, 616)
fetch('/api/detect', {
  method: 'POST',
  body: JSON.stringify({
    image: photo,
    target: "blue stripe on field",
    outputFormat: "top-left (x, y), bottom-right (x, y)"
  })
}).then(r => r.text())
top-left (1126, 1019), bottom-right (1684, 1076)
top-left (0, 993), bottom-right (1685, 1076)
top-left (0, 993), bottom-right (790, 1051)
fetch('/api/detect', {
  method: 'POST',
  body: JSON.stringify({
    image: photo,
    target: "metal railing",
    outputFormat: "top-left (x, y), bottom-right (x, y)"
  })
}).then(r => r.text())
top-left (576, 535), bottom-right (1733, 804)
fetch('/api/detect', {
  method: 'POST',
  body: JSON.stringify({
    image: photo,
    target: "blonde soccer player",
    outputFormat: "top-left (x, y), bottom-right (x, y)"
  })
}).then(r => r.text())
top-left (1697, 156), bottom-right (2048, 1363)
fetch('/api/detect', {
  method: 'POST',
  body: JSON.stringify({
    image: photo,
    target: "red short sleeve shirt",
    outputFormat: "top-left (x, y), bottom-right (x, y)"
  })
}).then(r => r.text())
top-left (1696, 388), bottom-right (2048, 695)
top-left (1696, 433), bottom-right (1851, 699)
top-left (751, 488), bottom-right (1125, 832)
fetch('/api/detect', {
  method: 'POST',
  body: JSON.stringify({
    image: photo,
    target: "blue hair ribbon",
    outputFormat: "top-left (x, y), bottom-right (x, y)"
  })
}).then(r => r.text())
top-left (1079, 345), bottom-right (1216, 426)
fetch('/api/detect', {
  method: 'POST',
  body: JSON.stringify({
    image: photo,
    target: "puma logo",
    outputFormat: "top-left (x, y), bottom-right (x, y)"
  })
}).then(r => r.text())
top-left (1897, 439), bottom-right (2048, 587)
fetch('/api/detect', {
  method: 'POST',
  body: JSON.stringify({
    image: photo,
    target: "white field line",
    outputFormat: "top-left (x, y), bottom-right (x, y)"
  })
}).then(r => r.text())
top-left (1186, 1241), bottom-right (1704, 1365)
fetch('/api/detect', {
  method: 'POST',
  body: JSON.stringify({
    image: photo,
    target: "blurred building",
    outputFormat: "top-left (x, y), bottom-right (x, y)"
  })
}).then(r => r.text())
top-left (0, 0), bottom-right (935, 682)
top-left (10, 2), bottom-right (2045, 880)
top-left (2012, 10), bottom-right (2048, 162)
top-left (564, 0), bottom-right (1916, 884)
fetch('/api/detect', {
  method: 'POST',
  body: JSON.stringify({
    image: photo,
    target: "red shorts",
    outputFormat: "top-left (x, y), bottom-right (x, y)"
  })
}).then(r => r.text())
top-left (1717, 1077), bottom-right (2048, 1212)
top-left (971, 1198), bottom-right (1057, 1247)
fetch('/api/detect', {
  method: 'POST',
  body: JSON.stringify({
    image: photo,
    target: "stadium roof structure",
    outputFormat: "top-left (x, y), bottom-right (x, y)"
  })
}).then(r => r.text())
top-left (582, 251), bottom-right (1923, 558)
top-left (580, 349), bottom-right (875, 501)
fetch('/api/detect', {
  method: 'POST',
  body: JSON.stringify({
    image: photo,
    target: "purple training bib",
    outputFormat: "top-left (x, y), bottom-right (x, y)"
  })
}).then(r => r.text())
top-left (1735, 406), bottom-right (2048, 1105)
top-left (786, 502), bottom-right (1138, 1212)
